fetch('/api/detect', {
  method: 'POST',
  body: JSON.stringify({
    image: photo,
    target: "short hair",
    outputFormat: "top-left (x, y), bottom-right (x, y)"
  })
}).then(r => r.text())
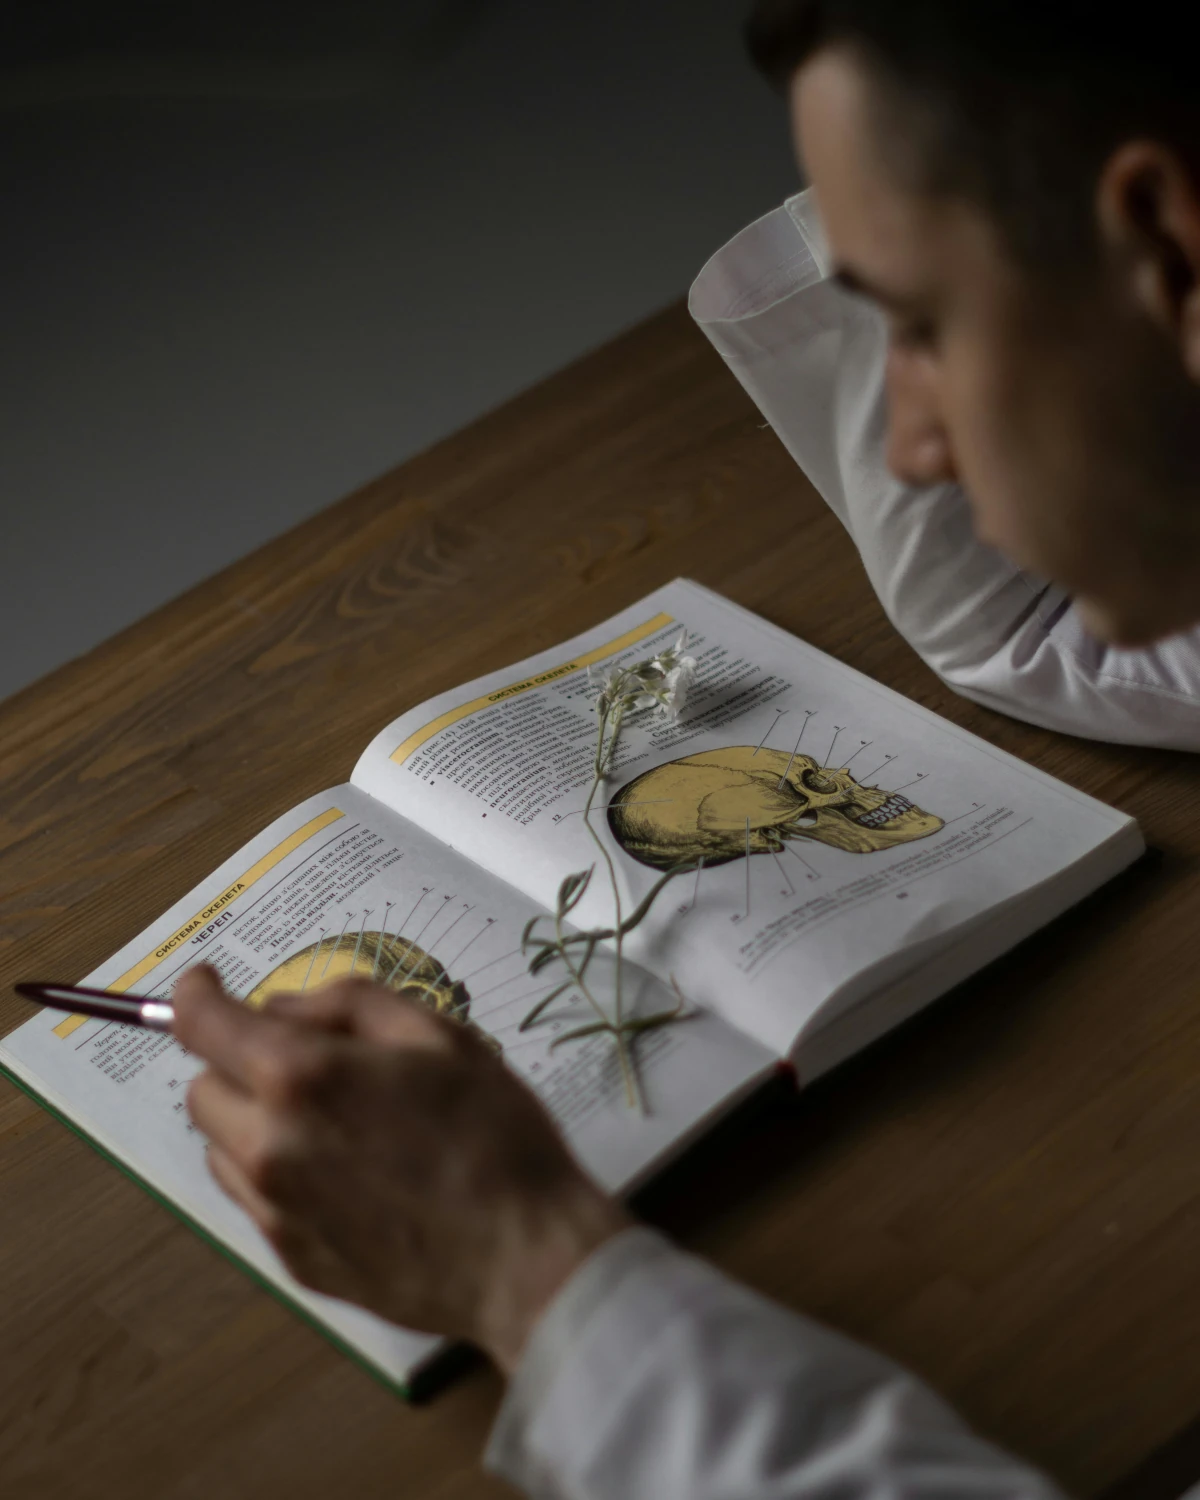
top-left (744, 0), bottom-right (1200, 266)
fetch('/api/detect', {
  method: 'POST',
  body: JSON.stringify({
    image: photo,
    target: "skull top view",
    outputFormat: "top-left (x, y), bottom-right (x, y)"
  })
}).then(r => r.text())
top-left (242, 931), bottom-right (502, 1051)
top-left (607, 746), bottom-right (943, 870)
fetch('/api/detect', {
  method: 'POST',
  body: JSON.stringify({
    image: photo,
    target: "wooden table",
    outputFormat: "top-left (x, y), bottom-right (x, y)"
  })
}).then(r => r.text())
top-left (3, 304), bottom-right (1199, 1500)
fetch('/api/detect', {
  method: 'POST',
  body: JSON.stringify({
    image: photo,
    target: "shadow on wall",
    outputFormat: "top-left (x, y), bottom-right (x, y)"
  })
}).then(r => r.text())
top-left (0, 0), bottom-right (798, 702)
top-left (1, 1), bottom-right (504, 106)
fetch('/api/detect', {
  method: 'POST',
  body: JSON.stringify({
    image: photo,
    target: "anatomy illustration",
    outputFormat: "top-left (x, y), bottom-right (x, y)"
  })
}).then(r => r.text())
top-left (245, 928), bottom-right (494, 1044)
top-left (608, 746), bottom-right (943, 870)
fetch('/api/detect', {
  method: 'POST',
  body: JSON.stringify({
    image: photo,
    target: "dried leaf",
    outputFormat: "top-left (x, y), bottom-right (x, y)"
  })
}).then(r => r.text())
top-left (558, 927), bottom-right (615, 947)
top-left (528, 945), bottom-right (566, 975)
top-left (556, 866), bottom-right (594, 918)
top-left (617, 860), bottom-right (699, 937)
top-left (520, 981), bottom-right (575, 1031)
top-left (550, 1020), bottom-right (615, 1049)
top-left (624, 1006), bottom-right (694, 1033)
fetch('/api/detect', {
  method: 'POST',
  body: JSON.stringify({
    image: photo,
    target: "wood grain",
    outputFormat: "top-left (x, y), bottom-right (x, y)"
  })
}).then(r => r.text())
top-left (2, 302), bottom-right (1199, 1498)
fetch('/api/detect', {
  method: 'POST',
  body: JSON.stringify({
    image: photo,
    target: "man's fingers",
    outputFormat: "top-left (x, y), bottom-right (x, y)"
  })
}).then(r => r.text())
top-left (206, 1143), bottom-right (281, 1230)
top-left (187, 1068), bottom-right (272, 1167)
top-left (351, 983), bottom-right (468, 1049)
top-left (172, 963), bottom-right (230, 1018)
top-left (174, 966), bottom-right (335, 1101)
top-left (206, 1145), bottom-right (355, 1304)
top-left (263, 978), bottom-right (465, 1052)
top-left (172, 967), bottom-right (266, 1089)
top-left (258, 985), bottom-right (361, 1031)
top-left (205, 1143), bottom-right (322, 1273)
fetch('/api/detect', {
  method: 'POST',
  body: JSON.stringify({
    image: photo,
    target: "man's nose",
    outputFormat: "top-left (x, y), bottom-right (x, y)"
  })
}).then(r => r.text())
top-left (884, 348), bottom-right (958, 487)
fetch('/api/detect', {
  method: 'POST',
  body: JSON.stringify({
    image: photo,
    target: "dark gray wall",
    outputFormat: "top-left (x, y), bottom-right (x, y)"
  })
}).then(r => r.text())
top-left (0, 1), bottom-right (797, 700)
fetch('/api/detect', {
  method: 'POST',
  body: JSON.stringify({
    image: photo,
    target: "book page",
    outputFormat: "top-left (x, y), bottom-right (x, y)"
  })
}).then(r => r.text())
top-left (0, 784), bottom-right (772, 1384)
top-left (353, 579), bottom-right (1142, 1056)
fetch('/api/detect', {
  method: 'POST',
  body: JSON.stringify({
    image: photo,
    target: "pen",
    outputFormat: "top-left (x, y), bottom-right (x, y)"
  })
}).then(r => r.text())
top-left (14, 981), bottom-right (174, 1031)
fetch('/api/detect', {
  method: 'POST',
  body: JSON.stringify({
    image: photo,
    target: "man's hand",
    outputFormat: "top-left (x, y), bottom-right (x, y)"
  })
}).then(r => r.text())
top-left (173, 966), bottom-right (628, 1372)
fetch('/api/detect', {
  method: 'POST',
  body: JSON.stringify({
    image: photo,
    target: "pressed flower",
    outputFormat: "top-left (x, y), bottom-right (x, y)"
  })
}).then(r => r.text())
top-left (520, 632), bottom-right (699, 1110)
top-left (659, 661), bottom-right (695, 718)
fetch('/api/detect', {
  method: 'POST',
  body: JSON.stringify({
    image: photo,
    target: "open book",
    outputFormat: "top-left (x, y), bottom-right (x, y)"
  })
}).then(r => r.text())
top-left (0, 580), bottom-right (1143, 1395)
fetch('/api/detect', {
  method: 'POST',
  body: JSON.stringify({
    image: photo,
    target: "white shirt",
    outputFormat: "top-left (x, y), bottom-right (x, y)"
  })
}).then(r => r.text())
top-left (486, 1229), bottom-right (1063, 1499)
top-left (687, 190), bottom-right (1200, 752)
top-left (485, 191), bottom-right (1200, 1499)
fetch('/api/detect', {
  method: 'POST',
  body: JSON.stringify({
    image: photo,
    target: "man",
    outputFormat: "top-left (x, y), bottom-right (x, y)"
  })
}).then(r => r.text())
top-left (174, 4), bottom-right (1200, 1496)
top-left (693, 0), bottom-right (1200, 753)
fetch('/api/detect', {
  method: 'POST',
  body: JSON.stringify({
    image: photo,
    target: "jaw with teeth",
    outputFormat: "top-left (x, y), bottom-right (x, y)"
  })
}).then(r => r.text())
top-left (856, 793), bottom-right (915, 828)
top-left (810, 784), bottom-right (943, 852)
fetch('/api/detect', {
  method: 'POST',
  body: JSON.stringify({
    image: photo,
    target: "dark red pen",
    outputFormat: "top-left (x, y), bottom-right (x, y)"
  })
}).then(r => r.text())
top-left (14, 981), bottom-right (174, 1031)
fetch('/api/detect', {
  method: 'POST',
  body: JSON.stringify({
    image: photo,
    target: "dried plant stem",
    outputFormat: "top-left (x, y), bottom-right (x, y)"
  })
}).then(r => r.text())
top-left (552, 878), bottom-right (641, 1111)
top-left (519, 659), bottom-right (696, 1111)
top-left (583, 704), bottom-right (641, 1109)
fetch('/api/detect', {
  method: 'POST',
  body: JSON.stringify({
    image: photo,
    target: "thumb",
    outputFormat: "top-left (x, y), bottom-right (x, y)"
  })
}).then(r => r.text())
top-left (264, 978), bottom-right (458, 1052)
top-left (350, 982), bottom-right (464, 1050)
top-left (173, 963), bottom-right (231, 1007)
top-left (258, 984), bottom-right (360, 1033)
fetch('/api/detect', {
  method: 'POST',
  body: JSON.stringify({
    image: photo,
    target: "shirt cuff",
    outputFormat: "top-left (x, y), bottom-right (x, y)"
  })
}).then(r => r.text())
top-left (483, 1226), bottom-right (685, 1494)
top-left (482, 1225), bottom-right (1063, 1500)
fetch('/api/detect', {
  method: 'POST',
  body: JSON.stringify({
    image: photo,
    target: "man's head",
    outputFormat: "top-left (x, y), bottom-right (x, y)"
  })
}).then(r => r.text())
top-left (747, 1), bottom-right (1200, 644)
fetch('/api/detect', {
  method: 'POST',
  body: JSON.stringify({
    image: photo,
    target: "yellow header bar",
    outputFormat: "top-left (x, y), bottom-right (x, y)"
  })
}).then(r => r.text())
top-left (390, 612), bottom-right (675, 767)
top-left (54, 806), bottom-right (346, 1039)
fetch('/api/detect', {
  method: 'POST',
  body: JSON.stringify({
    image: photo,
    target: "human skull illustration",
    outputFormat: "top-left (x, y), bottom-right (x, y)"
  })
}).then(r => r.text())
top-left (244, 931), bottom-right (499, 1049)
top-left (607, 746), bottom-right (942, 870)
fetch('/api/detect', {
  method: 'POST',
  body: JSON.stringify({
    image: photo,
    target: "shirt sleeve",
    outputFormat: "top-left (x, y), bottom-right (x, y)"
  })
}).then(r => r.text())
top-left (687, 188), bottom-right (1200, 753)
top-left (485, 1227), bottom-right (1064, 1500)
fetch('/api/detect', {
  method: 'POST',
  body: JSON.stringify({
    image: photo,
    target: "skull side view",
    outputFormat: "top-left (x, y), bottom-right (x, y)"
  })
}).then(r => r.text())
top-left (244, 932), bottom-right (500, 1050)
top-left (607, 746), bottom-right (943, 870)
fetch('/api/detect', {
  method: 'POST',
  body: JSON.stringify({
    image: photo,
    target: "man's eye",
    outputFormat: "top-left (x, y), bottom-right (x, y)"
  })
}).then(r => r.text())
top-left (891, 317), bottom-right (939, 352)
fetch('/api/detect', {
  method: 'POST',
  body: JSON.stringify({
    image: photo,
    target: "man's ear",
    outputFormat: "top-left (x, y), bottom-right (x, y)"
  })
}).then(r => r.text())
top-left (1097, 141), bottom-right (1200, 381)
